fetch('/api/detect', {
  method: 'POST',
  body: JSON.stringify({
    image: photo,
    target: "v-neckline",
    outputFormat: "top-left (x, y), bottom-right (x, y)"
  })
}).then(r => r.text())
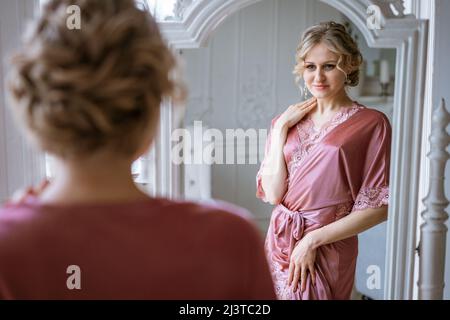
top-left (289, 102), bottom-right (363, 183)
top-left (306, 101), bottom-right (357, 132)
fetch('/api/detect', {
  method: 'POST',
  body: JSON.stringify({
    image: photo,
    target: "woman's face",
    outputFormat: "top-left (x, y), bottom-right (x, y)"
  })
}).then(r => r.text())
top-left (303, 42), bottom-right (347, 100)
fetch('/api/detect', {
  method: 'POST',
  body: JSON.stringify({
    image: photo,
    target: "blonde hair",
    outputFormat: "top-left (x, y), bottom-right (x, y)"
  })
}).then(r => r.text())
top-left (293, 21), bottom-right (363, 88)
top-left (8, 0), bottom-right (186, 159)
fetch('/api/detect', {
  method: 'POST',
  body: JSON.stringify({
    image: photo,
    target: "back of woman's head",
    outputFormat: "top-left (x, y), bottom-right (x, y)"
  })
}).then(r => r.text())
top-left (8, 0), bottom-right (185, 159)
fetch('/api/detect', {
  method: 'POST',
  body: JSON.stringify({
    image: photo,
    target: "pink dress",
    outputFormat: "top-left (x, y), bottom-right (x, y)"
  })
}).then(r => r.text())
top-left (256, 102), bottom-right (391, 300)
top-left (0, 197), bottom-right (276, 299)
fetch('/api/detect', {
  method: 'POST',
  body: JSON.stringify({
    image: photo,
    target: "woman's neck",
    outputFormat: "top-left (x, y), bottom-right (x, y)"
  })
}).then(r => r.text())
top-left (315, 92), bottom-right (354, 115)
top-left (39, 156), bottom-right (149, 206)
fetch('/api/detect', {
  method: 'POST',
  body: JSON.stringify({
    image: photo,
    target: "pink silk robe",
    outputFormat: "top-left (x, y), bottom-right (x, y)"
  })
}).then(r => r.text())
top-left (256, 102), bottom-right (391, 300)
top-left (0, 197), bottom-right (276, 299)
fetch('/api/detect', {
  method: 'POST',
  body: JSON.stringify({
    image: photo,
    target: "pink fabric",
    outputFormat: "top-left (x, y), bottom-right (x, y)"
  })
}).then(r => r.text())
top-left (256, 102), bottom-right (391, 300)
top-left (0, 197), bottom-right (276, 299)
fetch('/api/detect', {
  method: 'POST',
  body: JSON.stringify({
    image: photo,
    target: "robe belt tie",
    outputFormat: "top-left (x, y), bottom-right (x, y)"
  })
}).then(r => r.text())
top-left (274, 203), bottom-right (305, 241)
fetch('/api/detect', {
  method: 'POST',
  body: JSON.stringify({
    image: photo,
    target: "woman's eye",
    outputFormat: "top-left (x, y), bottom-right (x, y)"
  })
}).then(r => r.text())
top-left (324, 64), bottom-right (336, 70)
top-left (305, 65), bottom-right (315, 70)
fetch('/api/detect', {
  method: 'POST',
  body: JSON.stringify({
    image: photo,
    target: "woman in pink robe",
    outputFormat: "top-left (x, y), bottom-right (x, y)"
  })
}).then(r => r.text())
top-left (256, 22), bottom-right (391, 300)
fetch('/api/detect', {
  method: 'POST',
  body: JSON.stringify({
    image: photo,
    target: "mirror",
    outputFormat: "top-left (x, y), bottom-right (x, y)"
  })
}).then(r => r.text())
top-left (153, 0), bottom-right (427, 299)
top-left (179, 0), bottom-right (395, 300)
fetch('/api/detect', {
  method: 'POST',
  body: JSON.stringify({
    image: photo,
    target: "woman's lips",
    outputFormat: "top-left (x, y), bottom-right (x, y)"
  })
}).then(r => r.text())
top-left (313, 84), bottom-right (329, 90)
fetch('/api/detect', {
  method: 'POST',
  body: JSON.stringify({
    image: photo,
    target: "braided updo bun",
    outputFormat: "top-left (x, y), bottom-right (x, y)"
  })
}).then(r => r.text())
top-left (8, 0), bottom-right (185, 158)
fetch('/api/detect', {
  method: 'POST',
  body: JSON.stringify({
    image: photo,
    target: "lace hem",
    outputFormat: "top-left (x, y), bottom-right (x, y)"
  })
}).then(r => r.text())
top-left (352, 186), bottom-right (389, 211)
top-left (268, 259), bottom-right (295, 300)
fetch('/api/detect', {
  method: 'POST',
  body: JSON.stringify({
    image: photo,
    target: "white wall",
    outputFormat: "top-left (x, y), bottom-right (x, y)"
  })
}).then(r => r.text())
top-left (0, 0), bottom-right (46, 203)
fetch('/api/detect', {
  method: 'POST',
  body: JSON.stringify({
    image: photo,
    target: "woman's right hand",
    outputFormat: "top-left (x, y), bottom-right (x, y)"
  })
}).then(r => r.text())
top-left (275, 98), bottom-right (317, 130)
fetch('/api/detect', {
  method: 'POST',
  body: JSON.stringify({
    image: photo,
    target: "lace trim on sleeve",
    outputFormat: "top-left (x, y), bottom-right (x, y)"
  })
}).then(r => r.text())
top-left (256, 169), bottom-right (268, 203)
top-left (352, 186), bottom-right (389, 212)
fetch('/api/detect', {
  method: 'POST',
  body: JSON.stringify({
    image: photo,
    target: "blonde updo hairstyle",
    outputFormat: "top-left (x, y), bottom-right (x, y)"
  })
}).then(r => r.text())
top-left (293, 21), bottom-right (363, 88)
top-left (8, 0), bottom-right (185, 159)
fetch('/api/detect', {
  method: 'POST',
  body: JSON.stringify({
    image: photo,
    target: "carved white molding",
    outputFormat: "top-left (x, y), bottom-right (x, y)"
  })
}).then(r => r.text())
top-left (418, 99), bottom-right (450, 300)
top-left (372, 0), bottom-right (406, 18)
top-left (159, 0), bottom-right (264, 48)
top-left (158, 0), bottom-right (416, 49)
top-left (173, 0), bottom-right (194, 20)
top-left (154, 0), bottom-right (428, 299)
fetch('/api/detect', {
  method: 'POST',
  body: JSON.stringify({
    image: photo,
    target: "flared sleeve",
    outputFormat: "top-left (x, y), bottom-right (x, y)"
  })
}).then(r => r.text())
top-left (256, 116), bottom-right (280, 203)
top-left (352, 114), bottom-right (391, 212)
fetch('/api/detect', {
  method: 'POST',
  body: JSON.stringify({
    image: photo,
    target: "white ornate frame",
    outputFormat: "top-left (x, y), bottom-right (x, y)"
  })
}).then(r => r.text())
top-left (153, 0), bottom-right (428, 299)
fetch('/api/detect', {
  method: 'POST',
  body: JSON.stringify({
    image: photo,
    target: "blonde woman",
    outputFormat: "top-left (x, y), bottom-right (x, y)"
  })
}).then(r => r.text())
top-left (0, 0), bottom-right (276, 299)
top-left (256, 21), bottom-right (391, 300)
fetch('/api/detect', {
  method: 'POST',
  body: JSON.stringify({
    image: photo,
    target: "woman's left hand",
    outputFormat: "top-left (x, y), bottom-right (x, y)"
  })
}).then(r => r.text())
top-left (287, 233), bottom-right (317, 292)
top-left (5, 179), bottom-right (50, 206)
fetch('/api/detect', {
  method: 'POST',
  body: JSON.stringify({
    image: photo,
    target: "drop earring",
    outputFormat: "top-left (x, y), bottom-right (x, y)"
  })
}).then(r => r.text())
top-left (303, 82), bottom-right (309, 100)
top-left (345, 73), bottom-right (350, 85)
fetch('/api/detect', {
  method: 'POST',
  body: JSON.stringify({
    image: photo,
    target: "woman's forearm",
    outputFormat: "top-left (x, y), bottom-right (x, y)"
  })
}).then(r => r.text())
top-left (307, 206), bottom-right (388, 249)
top-left (260, 125), bottom-right (289, 204)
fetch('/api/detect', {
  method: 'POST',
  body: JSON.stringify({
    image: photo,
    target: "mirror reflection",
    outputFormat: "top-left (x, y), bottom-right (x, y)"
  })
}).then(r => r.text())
top-left (181, 0), bottom-right (395, 300)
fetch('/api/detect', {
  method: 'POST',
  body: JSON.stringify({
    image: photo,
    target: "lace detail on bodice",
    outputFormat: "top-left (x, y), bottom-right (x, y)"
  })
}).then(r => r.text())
top-left (352, 186), bottom-right (389, 211)
top-left (287, 104), bottom-right (363, 183)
